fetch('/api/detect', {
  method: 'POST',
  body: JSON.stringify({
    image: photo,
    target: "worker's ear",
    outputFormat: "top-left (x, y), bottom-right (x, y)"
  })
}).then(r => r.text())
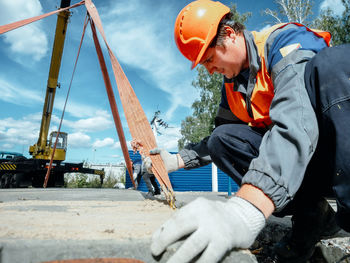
top-left (224, 26), bottom-right (236, 41)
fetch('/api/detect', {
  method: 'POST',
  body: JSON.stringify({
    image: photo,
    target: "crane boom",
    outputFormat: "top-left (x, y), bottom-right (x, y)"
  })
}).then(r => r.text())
top-left (29, 0), bottom-right (71, 161)
top-left (0, 0), bottom-right (106, 189)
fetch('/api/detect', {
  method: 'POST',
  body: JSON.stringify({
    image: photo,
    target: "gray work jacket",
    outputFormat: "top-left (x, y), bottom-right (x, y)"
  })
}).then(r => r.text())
top-left (179, 24), bottom-right (327, 211)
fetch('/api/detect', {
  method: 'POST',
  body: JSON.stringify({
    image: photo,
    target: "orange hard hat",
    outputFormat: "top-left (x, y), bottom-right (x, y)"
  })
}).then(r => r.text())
top-left (174, 0), bottom-right (230, 69)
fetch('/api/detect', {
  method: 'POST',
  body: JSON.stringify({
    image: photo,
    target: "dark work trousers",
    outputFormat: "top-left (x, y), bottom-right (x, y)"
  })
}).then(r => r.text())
top-left (207, 123), bottom-right (265, 185)
top-left (304, 44), bottom-right (350, 232)
top-left (206, 123), bottom-right (314, 219)
top-left (137, 172), bottom-right (160, 193)
top-left (136, 173), bottom-right (142, 185)
top-left (150, 175), bottom-right (160, 193)
top-left (206, 44), bottom-right (350, 232)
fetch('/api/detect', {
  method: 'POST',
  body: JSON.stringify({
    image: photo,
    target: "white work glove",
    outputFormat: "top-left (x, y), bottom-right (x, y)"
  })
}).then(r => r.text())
top-left (143, 148), bottom-right (179, 174)
top-left (151, 196), bottom-right (266, 263)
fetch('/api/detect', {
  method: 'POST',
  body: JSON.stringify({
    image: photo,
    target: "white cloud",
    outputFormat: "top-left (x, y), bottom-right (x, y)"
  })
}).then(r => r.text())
top-left (55, 97), bottom-right (108, 119)
top-left (0, 143), bottom-right (13, 150)
top-left (0, 75), bottom-right (108, 119)
top-left (63, 110), bottom-right (113, 132)
top-left (0, 110), bottom-right (113, 153)
top-left (0, 0), bottom-right (48, 63)
top-left (0, 78), bottom-right (42, 106)
top-left (92, 137), bottom-right (114, 148)
top-left (68, 132), bottom-right (91, 148)
top-left (0, 114), bottom-right (42, 148)
top-left (113, 141), bottom-right (121, 150)
top-left (155, 126), bottom-right (181, 152)
top-left (113, 139), bottom-right (136, 150)
top-left (0, 0), bottom-right (191, 163)
top-left (320, 0), bottom-right (345, 16)
top-left (0, 112), bottom-right (69, 151)
top-left (102, 0), bottom-right (199, 120)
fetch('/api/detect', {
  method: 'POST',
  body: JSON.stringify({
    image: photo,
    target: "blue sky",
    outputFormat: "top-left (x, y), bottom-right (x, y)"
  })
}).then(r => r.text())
top-left (0, 0), bottom-right (344, 164)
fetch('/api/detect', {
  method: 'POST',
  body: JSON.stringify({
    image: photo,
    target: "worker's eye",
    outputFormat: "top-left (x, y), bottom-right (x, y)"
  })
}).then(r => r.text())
top-left (202, 56), bottom-right (213, 65)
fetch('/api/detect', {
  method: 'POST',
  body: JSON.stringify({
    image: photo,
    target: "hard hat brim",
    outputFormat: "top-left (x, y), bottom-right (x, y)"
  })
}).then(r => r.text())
top-left (190, 24), bottom-right (217, 70)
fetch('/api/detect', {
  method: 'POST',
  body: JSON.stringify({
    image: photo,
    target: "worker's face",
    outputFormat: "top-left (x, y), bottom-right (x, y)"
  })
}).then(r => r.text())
top-left (200, 28), bottom-right (248, 79)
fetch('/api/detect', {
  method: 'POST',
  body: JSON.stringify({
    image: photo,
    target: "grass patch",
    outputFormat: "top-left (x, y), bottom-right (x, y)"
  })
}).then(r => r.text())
top-left (64, 166), bottom-right (126, 188)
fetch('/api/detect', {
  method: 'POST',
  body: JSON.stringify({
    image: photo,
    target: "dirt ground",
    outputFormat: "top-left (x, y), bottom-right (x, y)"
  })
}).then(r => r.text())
top-left (1, 189), bottom-right (349, 263)
top-left (0, 199), bottom-right (174, 240)
top-left (0, 189), bottom-right (257, 263)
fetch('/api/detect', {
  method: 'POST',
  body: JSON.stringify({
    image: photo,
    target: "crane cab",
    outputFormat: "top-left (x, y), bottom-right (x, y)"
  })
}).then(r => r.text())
top-left (49, 131), bottom-right (67, 151)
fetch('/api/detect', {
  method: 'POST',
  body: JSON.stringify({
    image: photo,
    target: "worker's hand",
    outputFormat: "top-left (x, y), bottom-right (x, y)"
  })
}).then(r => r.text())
top-left (131, 139), bottom-right (143, 153)
top-left (151, 196), bottom-right (266, 263)
top-left (143, 148), bottom-right (179, 174)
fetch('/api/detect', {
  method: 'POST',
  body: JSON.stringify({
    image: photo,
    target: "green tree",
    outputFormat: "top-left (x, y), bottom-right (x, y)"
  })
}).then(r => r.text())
top-left (264, 0), bottom-right (314, 26)
top-left (178, 67), bottom-right (223, 149)
top-left (178, 5), bottom-right (251, 149)
top-left (313, 0), bottom-right (350, 45)
top-left (228, 4), bottom-right (252, 25)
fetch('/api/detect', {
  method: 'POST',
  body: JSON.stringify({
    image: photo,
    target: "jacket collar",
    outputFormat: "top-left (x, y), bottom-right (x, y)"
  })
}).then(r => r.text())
top-left (244, 30), bottom-right (261, 78)
top-left (224, 30), bottom-right (261, 95)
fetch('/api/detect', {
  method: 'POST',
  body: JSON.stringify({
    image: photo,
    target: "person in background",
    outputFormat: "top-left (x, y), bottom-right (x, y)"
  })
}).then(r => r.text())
top-left (132, 160), bottom-right (160, 196)
top-left (145, 0), bottom-right (350, 262)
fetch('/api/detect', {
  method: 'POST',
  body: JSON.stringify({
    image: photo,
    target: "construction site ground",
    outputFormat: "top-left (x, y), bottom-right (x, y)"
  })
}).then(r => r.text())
top-left (0, 188), bottom-right (349, 263)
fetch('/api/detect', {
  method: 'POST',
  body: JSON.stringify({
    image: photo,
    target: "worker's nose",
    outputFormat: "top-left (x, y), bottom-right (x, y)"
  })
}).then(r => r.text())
top-left (204, 64), bottom-right (215, 75)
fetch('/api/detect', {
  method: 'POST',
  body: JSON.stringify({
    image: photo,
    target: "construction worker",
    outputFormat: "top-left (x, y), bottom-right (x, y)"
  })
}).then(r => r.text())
top-left (145, 0), bottom-right (350, 262)
top-left (132, 160), bottom-right (160, 196)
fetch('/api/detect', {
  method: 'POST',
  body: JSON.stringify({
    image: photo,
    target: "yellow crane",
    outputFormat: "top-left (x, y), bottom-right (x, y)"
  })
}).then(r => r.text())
top-left (29, 0), bottom-right (71, 161)
top-left (0, 0), bottom-right (104, 188)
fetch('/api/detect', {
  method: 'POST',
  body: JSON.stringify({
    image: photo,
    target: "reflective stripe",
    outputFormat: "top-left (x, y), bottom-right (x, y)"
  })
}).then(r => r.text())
top-left (0, 164), bottom-right (16, 170)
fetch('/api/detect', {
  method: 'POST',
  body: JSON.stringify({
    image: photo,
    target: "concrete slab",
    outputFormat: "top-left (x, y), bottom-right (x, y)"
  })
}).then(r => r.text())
top-left (0, 188), bottom-right (349, 263)
top-left (0, 188), bottom-right (257, 263)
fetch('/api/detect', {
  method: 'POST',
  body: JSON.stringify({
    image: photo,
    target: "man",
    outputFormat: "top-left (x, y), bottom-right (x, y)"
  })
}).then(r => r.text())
top-left (146, 0), bottom-right (350, 262)
top-left (132, 160), bottom-right (160, 196)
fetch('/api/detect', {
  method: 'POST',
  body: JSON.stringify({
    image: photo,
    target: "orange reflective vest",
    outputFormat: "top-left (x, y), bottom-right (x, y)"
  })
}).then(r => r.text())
top-left (225, 23), bottom-right (331, 127)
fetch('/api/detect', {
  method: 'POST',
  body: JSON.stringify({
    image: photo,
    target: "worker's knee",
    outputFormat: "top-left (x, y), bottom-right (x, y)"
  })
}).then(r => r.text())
top-left (207, 124), bottom-right (261, 184)
top-left (207, 127), bottom-right (223, 160)
top-left (207, 124), bottom-right (262, 162)
top-left (207, 124), bottom-right (237, 161)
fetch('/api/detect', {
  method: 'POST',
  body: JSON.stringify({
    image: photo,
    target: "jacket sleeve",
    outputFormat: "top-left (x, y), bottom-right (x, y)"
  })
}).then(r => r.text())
top-left (179, 80), bottom-right (244, 170)
top-left (241, 48), bottom-right (319, 211)
top-left (179, 86), bottom-right (243, 170)
top-left (178, 136), bottom-right (212, 169)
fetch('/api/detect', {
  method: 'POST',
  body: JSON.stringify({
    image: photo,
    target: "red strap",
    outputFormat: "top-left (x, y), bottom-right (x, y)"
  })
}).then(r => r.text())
top-left (44, 14), bottom-right (89, 188)
top-left (0, 1), bottom-right (85, 35)
top-left (1, 0), bottom-right (174, 195)
top-left (85, 0), bottom-right (173, 192)
top-left (89, 19), bottom-right (136, 187)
